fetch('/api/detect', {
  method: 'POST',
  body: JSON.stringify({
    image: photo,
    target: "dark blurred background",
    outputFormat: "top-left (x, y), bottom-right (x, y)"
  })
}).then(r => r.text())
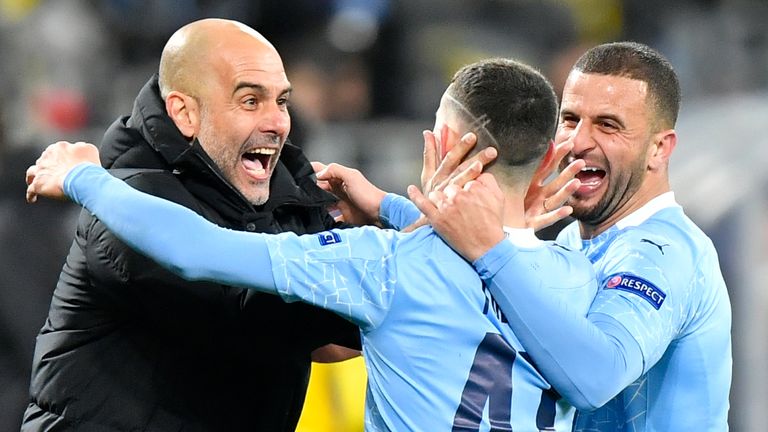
top-left (1, 0), bottom-right (766, 430)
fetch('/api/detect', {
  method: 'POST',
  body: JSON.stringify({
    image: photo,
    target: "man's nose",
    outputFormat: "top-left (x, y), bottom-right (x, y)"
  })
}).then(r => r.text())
top-left (570, 121), bottom-right (594, 156)
top-left (260, 104), bottom-right (290, 137)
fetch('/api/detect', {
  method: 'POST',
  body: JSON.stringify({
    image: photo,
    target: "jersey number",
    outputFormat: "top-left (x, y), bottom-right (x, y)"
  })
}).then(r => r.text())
top-left (452, 332), bottom-right (557, 431)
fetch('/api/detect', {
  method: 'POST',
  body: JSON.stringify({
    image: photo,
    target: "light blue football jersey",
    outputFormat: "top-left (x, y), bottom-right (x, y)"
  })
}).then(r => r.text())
top-left (381, 191), bottom-right (732, 431)
top-left (63, 164), bottom-right (598, 432)
top-left (555, 193), bottom-right (732, 432)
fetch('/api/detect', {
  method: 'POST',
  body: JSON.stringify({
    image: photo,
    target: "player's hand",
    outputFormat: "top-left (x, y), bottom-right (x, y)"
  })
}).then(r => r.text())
top-left (312, 161), bottom-right (386, 226)
top-left (524, 141), bottom-right (584, 231)
top-left (26, 141), bottom-right (100, 203)
top-left (421, 130), bottom-right (497, 195)
top-left (408, 172), bottom-right (505, 262)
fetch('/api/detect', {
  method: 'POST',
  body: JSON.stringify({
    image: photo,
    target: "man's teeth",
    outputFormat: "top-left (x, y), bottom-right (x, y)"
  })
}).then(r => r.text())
top-left (581, 167), bottom-right (600, 172)
top-left (246, 148), bottom-right (276, 155)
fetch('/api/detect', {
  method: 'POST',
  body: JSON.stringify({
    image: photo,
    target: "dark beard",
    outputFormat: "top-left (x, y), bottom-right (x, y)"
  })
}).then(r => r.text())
top-left (570, 195), bottom-right (612, 226)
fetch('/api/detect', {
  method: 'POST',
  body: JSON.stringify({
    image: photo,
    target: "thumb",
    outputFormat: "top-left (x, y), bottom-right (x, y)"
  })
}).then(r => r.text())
top-left (407, 185), bottom-right (438, 221)
top-left (402, 215), bottom-right (428, 233)
top-left (311, 161), bottom-right (327, 176)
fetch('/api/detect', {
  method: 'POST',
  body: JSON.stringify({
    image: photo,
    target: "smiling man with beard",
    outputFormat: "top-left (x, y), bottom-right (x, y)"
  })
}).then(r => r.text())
top-left (407, 42), bottom-right (732, 431)
top-left (21, 19), bottom-right (359, 431)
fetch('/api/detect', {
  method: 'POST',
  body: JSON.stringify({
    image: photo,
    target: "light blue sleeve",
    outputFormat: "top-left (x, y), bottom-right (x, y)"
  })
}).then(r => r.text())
top-left (379, 193), bottom-right (420, 230)
top-left (584, 229), bottom-right (687, 371)
top-left (64, 163), bottom-right (277, 291)
top-left (265, 225), bottom-right (399, 329)
top-left (64, 163), bottom-right (395, 328)
top-left (474, 240), bottom-right (643, 411)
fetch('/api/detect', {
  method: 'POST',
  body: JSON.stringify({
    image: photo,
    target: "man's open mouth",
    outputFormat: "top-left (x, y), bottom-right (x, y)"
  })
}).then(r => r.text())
top-left (242, 148), bottom-right (276, 178)
top-left (575, 166), bottom-right (606, 194)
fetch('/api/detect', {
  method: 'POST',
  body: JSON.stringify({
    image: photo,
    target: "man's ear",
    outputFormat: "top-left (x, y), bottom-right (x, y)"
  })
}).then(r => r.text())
top-left (165, 91), bottom-right (199, 139)
top-left (648, 129), bottom-right (676, 171)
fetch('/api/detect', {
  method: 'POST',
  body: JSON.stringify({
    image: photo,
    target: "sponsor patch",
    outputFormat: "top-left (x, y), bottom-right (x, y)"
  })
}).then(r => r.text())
top-left (317, 231), bottom-right (342, 246)
top-left (604, 273), bottom-right (666, 310)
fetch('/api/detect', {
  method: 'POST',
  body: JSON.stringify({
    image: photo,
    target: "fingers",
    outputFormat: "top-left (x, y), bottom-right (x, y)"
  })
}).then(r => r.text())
top-left (559, 158), bottom-right (585, 184)
top-left (26, 187), bottom-right (37, 204)
top-left (438, 160), bottom-right (482, 191)
top-left (426, 132), bottom-right (477, 190)
top-left (314, 162), bottom-right (338, 181)
top-left (407, 184), bottom-right (439, 221)
top-left (311, 161), bottom-right (327, 175)
top-left (548, 178), bottom-right (581, 209)
top-left (25, 164), bottom-right (37, 186)
top-left (311, 162), bottom-right (334, 193)
top-left (401, 215), bottom-right (428, 233)
top-left (533, 141), bottom-right (575, 185)
top-left (315, 162), bottom-right (358, 182)
top-left (474, 172), bottom-right (499, 190)
top-left (529, 205), bottom-right (573, 232)
top-left (421, 130), bottom-right (438, 185)
top-left (438, 132), bottom-right (477, 175)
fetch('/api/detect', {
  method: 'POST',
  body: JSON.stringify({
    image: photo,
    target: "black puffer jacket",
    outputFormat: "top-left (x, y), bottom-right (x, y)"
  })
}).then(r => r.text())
top-left (21, 75), bottom-right (360, 432)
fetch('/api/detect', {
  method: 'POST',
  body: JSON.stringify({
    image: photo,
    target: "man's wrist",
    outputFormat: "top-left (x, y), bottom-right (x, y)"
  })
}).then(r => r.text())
top-left (472, 237), bottom-right (519, 280)
top-left (464, 231), bottom-right (506, 262)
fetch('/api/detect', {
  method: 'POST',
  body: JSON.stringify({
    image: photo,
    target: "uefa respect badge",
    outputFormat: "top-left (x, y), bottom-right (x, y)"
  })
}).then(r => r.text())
top-left (604, 273), bottom-right (666, 310)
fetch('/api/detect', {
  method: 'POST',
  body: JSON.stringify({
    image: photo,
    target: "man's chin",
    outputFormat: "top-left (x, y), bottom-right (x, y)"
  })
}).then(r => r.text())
top-left (240, 183), bottom-right (270, 206)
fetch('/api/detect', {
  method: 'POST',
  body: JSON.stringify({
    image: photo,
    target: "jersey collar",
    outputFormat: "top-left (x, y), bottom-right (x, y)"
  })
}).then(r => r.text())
top-left (614, 191), bottom-right (681, 230)
top-left (502, 226), bottom-right (542, 248)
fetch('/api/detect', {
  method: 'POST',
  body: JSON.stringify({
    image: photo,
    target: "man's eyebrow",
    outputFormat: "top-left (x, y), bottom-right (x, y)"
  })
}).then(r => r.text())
top-left (233, 82), bottom-right (292, 97)
top-left (560, 108), bottom-right (626, 129)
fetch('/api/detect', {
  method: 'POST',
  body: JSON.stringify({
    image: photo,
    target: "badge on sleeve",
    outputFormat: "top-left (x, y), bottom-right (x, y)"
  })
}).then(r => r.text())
top-left (317, 231), bottom-right (342, 246)
top-left (604, 273), bottom-right (666, 310)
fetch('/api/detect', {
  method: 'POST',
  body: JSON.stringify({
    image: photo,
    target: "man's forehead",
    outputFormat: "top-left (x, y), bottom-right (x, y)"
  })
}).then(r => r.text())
top-left (561, 72), bottom-right (649, 112)
top-left (221, 54), bottom-right (290, 91)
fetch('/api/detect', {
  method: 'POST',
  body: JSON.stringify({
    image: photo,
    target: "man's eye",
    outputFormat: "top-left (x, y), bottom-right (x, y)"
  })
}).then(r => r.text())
top-left (244, 98), bottom-right (257, 106)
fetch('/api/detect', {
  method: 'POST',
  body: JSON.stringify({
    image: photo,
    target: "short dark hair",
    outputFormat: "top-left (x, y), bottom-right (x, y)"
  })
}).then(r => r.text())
top-left (573, 41), bottom-right (681, 129)
top-left (448, 58), bottom-right (558, 176)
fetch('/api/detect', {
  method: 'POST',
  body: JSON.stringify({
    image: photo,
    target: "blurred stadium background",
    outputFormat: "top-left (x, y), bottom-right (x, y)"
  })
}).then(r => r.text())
top-left (0, 0), bottom-right (766, 430)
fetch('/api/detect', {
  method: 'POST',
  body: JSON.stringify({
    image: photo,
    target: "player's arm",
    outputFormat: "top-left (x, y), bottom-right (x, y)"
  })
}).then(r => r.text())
top-left (475, 239), bottom-right (644, 410)
top-left (63, 163), bottom-right (398, 328)
top-left (63, 162), bottom-right (278, 290)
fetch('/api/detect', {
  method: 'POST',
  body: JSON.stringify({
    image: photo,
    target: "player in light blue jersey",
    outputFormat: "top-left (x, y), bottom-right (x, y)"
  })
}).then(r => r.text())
top-left (26, 59), bottom-right (598, 431)
top-left (404, 42), bottom-right (732, 431)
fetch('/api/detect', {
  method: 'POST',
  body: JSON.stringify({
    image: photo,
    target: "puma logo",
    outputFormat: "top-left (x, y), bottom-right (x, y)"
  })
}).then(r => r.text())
top-left (641, 239), bottom-right (669, 255)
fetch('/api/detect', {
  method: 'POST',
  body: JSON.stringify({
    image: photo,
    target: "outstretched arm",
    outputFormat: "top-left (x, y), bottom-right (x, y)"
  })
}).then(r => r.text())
top-left (27, 142), bottom-right (395, 329)
top-left (74, 163), bottom-right (280, 291)
top-left (26, 141), bottom-right (278, 291)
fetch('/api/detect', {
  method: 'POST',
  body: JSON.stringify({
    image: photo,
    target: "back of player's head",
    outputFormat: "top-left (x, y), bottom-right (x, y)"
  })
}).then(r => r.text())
top-left (573, 41), bottom-right (681, 129)
top-left (448, 58), bottom-right (558, 182)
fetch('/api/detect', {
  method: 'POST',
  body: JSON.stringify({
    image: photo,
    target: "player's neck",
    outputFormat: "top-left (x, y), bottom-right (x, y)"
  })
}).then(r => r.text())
top-left (502, 190), bottom-right (527, 229)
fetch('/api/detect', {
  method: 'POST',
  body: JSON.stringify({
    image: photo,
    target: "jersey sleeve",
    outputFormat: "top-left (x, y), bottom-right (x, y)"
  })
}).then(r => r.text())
top-left (474, 239), bottom-right (644, 411)
top-left (266, 226), bottom-right (398, 329)
top-left (65, 163), bottom-right (278, 290)
top-left (586, 229), bottom-right (686, 371)
top-left (64, 164), bottom-right (397, 329)
top-left (379, 193), bottom-right (421, 230)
